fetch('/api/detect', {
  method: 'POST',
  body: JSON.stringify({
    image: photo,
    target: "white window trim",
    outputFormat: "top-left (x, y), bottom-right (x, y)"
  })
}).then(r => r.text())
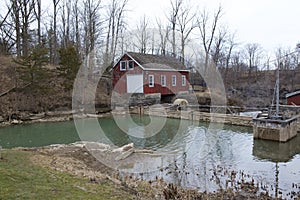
top-left (161, 75), bottom-right (166, 87)
top-left (120, 61), bottom-right (127, 71)
top-left (149, 75), bottom-right (154, 87)
top-left (172, 75), bottom-right (176, 86)
top-left (128, 60), bottom-right (134, 70)
top-left (182, 75), bottom-right (186, 86)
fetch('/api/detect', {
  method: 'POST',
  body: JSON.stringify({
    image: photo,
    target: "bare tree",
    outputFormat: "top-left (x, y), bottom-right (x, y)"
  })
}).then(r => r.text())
top-left (275, 47), bottom-right (293, 70)
top-left (244, 43), bottom-right (263, 78)
top-left (6, 0), bottom-right (36, 56)
top-left (134, 15), bottom-right (150, 54)
top-left (197, 5), bottom-right (223, 75)
top-left (156, 18), bottom-right (170, 56)
top-left (104, 0), bottom-right (129, 68)
top-left (52, 0), bottom-right (61, 64)
top-left (82, 0), bottom-right (102, 57)
top-left (223, 33), bottom-right (238, 82)
top-left (9, 0), bottom-right (21, 56)
top-left (61, 0), bottom-right (72, 48)
top-left (167, 0), bottom-right (183, 57)
top-left (0, 4), bottom-right (15, 54)
top-left (21, 0), bottom-right (36, 56)
top-left (177, 2), bottom-right (196, 64)
top-left (73, 0), bottom-right (81, 53)
top-left (211, 26), bottom-right (227, 67)
top-left (34, 0), bottom-right (42, 44)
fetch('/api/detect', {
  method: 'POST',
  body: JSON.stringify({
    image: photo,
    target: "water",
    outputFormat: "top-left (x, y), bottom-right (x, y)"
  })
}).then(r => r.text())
top-left (0, 115), bottom-right (299, 198)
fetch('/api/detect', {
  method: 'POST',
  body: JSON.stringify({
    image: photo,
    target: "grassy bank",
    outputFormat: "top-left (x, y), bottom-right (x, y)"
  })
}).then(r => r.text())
top-left (0, 145), bottom-right (287, 200)
top-left (0, 149), bottom-right (134, 199)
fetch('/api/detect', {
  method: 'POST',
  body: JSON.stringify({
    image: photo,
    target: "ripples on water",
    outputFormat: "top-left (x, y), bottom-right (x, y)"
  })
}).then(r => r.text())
top-left (0, 115), bottom-right (299, 198)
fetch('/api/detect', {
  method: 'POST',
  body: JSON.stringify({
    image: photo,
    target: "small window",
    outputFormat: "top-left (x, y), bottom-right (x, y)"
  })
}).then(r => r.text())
top-left (149, 75), bottom-right (154, 87)
top-left (172, 75), bottom-right (176, 86)
top-left (161, 75), bottom-right (166, 87)
top-left (128, 60), bottom-right (134, 70)
top-left (120, 61), bottom-right (127, 71)
top-left (182, 75), bottom-right (186, 86)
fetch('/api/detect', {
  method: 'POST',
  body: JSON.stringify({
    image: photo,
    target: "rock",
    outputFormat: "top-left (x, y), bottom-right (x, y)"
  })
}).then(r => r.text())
top-left (29, 112), bottom-right (45, 120)
top-left (83, 141), bottom-right (110, 151)
top-left (134, 149), bottom-right (154, 154)
top-left (11, 119), bottom-right (22, 124)
top-left (115, 148), bottom-right (134, 161)
top-left (112, 143), bottom-right (134, 153)
top-left (0, 116), bottom-right (4, 122)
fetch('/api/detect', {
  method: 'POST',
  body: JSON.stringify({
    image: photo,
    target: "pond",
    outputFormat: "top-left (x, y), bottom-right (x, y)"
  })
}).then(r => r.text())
top-left (0, 114), bottom-right (299, 198)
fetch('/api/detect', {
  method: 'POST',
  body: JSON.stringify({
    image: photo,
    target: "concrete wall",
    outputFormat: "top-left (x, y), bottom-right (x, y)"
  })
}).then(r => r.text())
top-left (253, 117), bottom-right (298, 142)
top-left (130, 106), bottom-right (253, 127)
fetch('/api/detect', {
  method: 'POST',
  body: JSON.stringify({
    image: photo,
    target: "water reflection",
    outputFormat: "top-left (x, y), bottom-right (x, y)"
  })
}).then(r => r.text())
top-left (253, 134), bottom-right (300, 162)
top-left (0, 115), bottom-right (299, 198)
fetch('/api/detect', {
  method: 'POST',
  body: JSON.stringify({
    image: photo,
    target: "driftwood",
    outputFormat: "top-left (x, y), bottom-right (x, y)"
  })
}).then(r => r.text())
top-left (0, 86), bottom-right (15, 97)
top-left (0, 83), bottom-right (31, 98)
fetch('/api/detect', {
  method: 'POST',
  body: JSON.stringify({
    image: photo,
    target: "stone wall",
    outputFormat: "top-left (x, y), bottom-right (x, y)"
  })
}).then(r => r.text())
top-left (280, 105), bottom-right (300, 133)
top-left (130, 106), bottom-right (253, 127)
top-left (111, 93), bottom-right (161, 107)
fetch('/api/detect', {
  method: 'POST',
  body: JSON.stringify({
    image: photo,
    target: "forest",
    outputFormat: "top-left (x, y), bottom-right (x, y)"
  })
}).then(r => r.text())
top-left (0, 0), bottom-right (300, 117)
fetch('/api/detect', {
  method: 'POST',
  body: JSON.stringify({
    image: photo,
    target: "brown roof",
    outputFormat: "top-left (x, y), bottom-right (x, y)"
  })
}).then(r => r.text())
top-left (126, 52), bottom-right (188, 71)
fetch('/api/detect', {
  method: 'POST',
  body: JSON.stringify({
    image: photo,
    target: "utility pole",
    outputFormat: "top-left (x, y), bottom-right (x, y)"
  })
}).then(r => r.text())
top-left (275, 64), bottom-right (280, 117)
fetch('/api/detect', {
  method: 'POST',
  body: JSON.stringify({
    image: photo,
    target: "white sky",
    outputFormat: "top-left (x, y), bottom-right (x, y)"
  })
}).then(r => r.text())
top-left (127, 0), bottom-right (300, 53)
top-left (3, 0), bottom-right (298, 55)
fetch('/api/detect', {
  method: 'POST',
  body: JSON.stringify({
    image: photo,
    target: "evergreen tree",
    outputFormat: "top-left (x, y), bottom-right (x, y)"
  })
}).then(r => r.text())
top-left (58, 44), bottom-right (81, 90)
top-left (14, 44), bottom-right (49, 91)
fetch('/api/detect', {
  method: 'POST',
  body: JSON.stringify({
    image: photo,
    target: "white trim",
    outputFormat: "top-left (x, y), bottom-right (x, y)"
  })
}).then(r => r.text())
top-left (120, 61), bottom-right (127, 71)
top-left (161, 75), bottom-right (166, 87)
top-left (128, 60), bottom-right (134, 70)
top-left (125, 53), bottom-right (144, 69)
top-left (126, 53), bottom-right (189, 72)
top-left (182, 75), bottom-right (186, 86)
top-left (149, 75), bottom-right (154, 87)
top-left (172, 75), bottom-right (176, 86)
top-left (143, 68), bottom-right (190, 72)
top-left (286, 90), bottom-right (300, 98)
top-left (113, 52), bottom-right (190, 72)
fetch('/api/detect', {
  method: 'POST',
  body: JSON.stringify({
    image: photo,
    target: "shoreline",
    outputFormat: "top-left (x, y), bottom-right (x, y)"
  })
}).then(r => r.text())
top-left (0, 106), bottom-right (255, 128)
top-left (13, 141), bottom-right (282, 199)
top-left (0, 110), bottom-right (113, 128)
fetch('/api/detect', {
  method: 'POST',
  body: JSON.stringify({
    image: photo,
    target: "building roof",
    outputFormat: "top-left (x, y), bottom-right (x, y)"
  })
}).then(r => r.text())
top-left (125, 52), bottom-right (189, 72)
top-left (286, 90), bottom-right (300, 98)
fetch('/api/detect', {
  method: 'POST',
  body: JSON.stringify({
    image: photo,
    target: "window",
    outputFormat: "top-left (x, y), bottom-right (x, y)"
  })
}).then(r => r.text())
top-left (161, 75), bottom-right (166, 87)
top-left (128, 60), bottom-right (134, 70)
top-left (172, 75), bottom-right (176, 86)
top-left (182, 75), bottom-right (186, 86)
top-left (120, 61), bottom-right (127, 71)
top-left (149, 75), bottom-right (154, 87)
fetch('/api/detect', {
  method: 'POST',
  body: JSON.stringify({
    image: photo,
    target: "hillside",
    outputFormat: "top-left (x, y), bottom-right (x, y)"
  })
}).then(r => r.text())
top-left (223, 69), bottom-right (300, 108)
top-left (1, 55), bottom-right (300, 121)
top-left (0, 56), bottom-right (111, 121)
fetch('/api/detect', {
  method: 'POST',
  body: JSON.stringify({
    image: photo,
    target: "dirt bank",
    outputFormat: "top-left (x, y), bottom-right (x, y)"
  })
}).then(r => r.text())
top-left (16, 141), bottom-right (282, 199)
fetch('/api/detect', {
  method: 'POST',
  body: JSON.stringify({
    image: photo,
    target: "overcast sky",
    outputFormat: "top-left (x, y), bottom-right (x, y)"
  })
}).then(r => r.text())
top-left (128, 0), bottom-right (300, 53)
top-left (3, 0), bottom-right (299, 55)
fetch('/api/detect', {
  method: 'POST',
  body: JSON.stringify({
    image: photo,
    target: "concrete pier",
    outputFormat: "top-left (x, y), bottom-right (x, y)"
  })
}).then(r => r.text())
top-left (253, 117), bottom-right (298, 142)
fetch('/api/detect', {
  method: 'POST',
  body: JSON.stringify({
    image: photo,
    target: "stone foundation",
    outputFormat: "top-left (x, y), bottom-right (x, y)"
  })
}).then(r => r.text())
top-left (253, 117), bottom-right (298, 142)
top-left (111, 92), bottom-right (161, 107)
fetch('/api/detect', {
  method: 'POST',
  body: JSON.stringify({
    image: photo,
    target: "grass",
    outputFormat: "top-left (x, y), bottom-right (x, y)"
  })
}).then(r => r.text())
top-left (0, 150), bottom-right (135, 200)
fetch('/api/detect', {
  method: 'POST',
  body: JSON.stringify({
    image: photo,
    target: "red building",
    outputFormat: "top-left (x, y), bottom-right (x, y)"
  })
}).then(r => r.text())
top-left (286, 90), bottom-right (300, 105)
top-left (112, 52), bottom-right (189, 95)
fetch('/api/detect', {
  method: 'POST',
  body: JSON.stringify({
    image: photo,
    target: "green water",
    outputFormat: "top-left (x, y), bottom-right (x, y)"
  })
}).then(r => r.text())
top-left (0, 115), bottom-right (200, 149)
top-left (0, 115), bottom-right (299, 198)
top-left (0, 121), bottom-right (80, 148)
